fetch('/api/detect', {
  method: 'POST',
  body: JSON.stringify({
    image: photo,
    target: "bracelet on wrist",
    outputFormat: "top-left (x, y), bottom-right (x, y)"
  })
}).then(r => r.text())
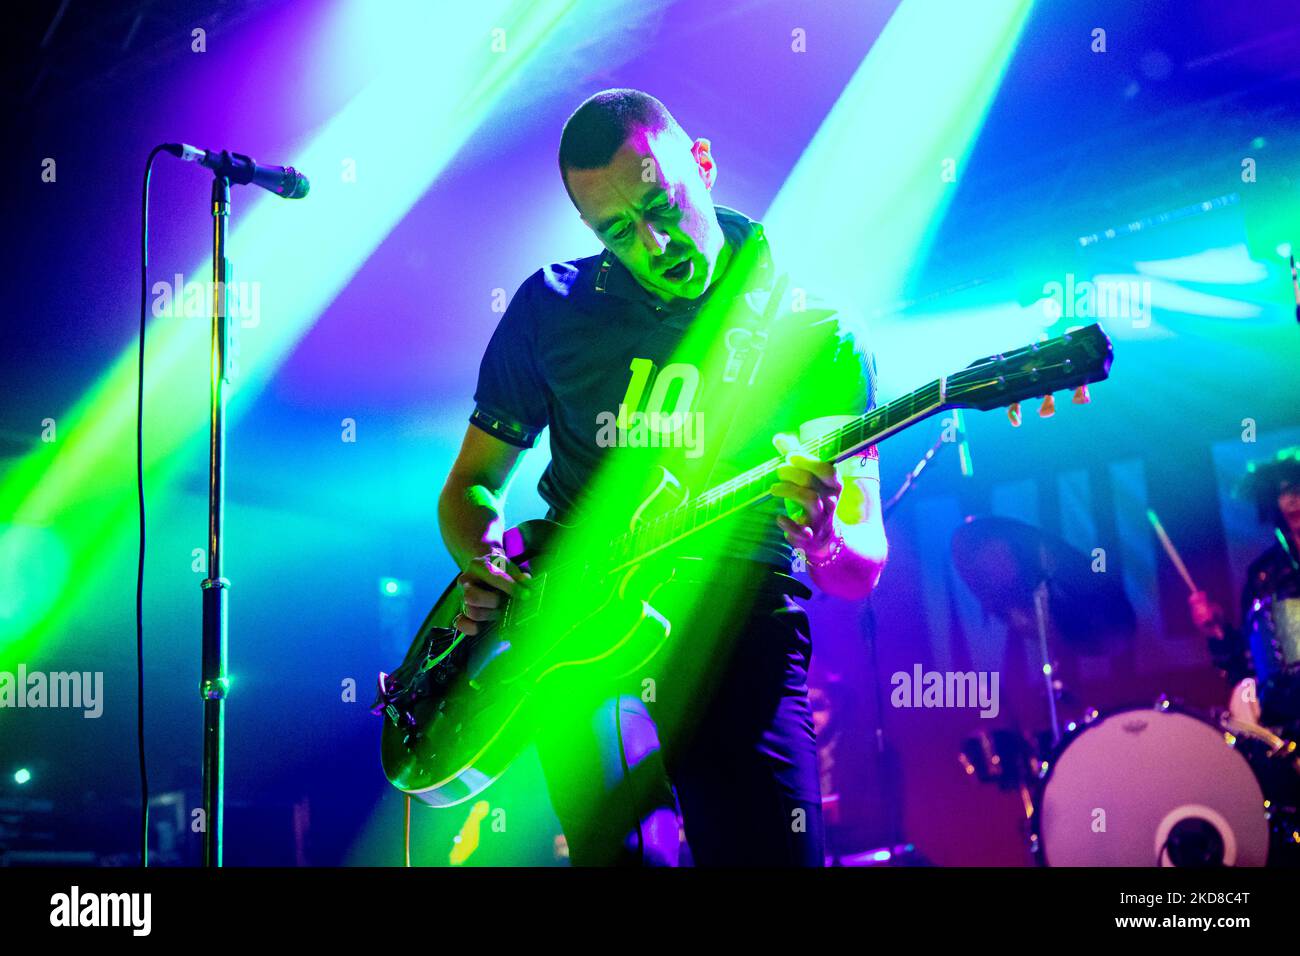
top-left (806, 534), bottom-right (846, 570)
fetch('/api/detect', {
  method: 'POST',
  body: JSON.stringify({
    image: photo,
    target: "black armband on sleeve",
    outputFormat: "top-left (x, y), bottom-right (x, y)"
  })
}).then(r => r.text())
top-left (469, 405), bottom-right (542, 448)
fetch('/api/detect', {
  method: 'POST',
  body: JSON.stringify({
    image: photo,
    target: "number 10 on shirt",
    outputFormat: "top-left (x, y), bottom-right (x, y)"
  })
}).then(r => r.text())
top-left (617, 357), bottom-right (701, 433)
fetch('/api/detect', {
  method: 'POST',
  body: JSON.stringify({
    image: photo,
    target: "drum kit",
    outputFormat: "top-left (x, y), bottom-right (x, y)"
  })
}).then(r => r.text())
top-left (952, 515), bottom-right (1300, 867)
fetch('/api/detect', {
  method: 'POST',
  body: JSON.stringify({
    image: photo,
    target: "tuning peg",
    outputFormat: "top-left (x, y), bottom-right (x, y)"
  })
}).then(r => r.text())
top-left (1039, 394), bottom-right (1056, 418)
top-left (1007, 402), bottom-right (1022, 427)
top-left (1072, 385), bottom-right (1091, 404)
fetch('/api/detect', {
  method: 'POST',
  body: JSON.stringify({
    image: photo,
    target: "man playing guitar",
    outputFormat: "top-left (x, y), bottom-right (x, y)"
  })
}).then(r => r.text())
top-left (436, 89), bottom-right (888, 865)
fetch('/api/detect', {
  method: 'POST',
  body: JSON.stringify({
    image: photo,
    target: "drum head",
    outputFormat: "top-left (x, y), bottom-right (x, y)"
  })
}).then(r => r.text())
top-left (1039, 707), bottom-right (1269, 866)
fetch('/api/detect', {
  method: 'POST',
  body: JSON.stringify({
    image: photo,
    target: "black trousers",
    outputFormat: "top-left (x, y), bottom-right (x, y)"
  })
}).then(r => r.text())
top-left (532, 576), bottom-right (824, 866)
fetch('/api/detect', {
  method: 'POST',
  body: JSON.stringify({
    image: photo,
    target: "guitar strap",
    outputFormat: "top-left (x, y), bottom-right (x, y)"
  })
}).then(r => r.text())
top-left (690, 269), bottom-right (790, 497)
top-left (664, 268), bottom-right (812, 597)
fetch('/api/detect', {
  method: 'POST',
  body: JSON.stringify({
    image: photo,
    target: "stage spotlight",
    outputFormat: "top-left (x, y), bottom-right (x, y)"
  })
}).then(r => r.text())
top-left (379, 578), bottom-right (410, 598)
top-left (14, 768), bottom-right (31, 785)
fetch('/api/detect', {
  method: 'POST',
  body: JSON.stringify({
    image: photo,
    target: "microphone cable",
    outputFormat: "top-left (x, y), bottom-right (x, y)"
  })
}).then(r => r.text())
top-left (137, 145), bottom-right (169, 866)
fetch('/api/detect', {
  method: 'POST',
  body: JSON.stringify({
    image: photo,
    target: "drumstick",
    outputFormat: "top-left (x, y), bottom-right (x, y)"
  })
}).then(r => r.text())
top-left (1146, 509), bottom-right (1198, 593)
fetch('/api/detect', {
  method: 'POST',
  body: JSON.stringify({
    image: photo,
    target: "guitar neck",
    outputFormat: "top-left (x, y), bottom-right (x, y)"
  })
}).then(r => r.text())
top-left (511, 323), bottom-right (1109, 628)
top-left (606, 376), bottom-right (949, 572)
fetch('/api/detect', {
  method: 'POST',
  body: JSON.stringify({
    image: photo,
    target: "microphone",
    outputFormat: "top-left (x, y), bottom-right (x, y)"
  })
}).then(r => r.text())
top-left (164, 143), bottom-right (310, 199)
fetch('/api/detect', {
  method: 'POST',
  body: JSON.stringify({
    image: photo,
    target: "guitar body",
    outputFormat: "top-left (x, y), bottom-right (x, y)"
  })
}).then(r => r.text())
top-left (378, 470), bottom-right (684, 807)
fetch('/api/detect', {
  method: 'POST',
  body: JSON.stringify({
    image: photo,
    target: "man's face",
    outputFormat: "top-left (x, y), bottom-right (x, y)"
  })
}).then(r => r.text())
top-left (565, 125), bottom-right (725, 303)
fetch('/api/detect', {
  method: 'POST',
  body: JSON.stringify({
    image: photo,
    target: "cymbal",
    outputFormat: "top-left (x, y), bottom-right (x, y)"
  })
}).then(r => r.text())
top-left (951, 515), bottom-right (1136, 650)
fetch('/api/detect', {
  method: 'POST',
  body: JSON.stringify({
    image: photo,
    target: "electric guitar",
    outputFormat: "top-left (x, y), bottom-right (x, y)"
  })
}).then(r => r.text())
top-left (375, 323), bottom-right (1114, 807)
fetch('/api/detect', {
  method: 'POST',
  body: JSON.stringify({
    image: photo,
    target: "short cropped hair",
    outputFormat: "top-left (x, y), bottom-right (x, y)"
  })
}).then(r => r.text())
top-left (558, 88), bottom-right (686, 197)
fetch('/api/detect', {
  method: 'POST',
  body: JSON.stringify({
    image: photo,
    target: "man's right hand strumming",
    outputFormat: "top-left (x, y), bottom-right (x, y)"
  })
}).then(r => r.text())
top-left (454, 548), bottom-right (532, 636)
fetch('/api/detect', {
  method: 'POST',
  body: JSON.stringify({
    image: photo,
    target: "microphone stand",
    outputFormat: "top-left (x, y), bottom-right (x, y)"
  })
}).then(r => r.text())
top-left (882, 430), bottom-right (954, 517)
top-left (156, 144), bottom-right (304, 866)
top-left (1032, 580), bottom-right (1062, 747)
top-left (200, 172), bottom-right (233, 867)
top-left (849, 429), bottom-right (956, 858)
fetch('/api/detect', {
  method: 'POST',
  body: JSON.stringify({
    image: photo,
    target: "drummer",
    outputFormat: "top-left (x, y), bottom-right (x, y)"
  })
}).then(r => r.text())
top-left (1189, 447), bottom-right (1300, 725)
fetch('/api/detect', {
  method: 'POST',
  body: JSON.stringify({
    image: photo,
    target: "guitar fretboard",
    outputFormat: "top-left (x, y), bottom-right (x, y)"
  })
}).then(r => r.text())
top-left (604, 376), bottom-right (949, 572)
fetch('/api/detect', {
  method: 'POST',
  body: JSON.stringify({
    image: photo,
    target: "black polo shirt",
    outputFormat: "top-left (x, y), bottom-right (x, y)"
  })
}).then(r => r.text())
top-left (470, 205), bottom-right (877, 569)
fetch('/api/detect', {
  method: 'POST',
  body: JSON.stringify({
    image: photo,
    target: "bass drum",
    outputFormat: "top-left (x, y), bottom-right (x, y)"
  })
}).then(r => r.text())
top-left (1033, 703), bottom-right (1270, 867)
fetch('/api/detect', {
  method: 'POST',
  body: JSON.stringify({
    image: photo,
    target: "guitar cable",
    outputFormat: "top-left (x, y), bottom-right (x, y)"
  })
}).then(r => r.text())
top-left (396, 706), bottom-right (644, 866)
top-left (404, 794), bottom-right (412, 866)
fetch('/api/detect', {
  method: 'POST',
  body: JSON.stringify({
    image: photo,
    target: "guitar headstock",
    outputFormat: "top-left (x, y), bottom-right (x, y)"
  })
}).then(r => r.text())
top-left (944, 323), bottom-right (1113, 422)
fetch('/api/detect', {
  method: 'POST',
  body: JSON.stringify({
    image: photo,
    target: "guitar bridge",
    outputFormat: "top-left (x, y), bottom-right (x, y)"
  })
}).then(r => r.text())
top-left (373, 626), bottom-right (464, 730)
top-left (373, 671), bottom-right (420, 729)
